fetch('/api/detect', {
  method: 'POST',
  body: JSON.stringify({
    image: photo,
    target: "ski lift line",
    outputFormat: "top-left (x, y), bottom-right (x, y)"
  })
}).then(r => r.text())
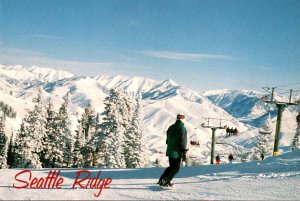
top-left (202, 117), bottom-right (227, 121)
top-left (204, 109), bottom-right (273, 127)
top-left (261, 87), bottom-right (300, 105)
top-left (262, 87), bottom-right (274, 95)
top-left (277, 89), bottom-right (300, 94)
top-left (276, 88), bottom-right (300, 92)
top-left (277, 91), bottom-right (294, 95)
top-left (276, 87), bottom-right (290, 91)
top-left (276, 82), bottom-right (300, 88)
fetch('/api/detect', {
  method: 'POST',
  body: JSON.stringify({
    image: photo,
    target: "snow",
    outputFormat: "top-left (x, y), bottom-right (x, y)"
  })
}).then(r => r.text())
top-left (0, 64), bottom-right (299, 165)
top-left (0, 65), bottom-right (74, 82)
top-left (0, 150), bottom-right (299, 200)
top-left (1, 64), bottom-right (300, 199)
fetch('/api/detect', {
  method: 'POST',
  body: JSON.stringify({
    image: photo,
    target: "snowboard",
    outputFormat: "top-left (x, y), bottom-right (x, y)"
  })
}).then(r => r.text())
top-left (158, 184), bottom-right (175, 190)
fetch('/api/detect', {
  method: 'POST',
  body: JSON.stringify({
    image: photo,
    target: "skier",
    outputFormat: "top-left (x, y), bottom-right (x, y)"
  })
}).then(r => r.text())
top-left (226, 127), bottom-right (230, 136)
top-left (158, 113), bottom-right (188, 187)
top-left (228, 154), bottom-right (234, 164)
top-left (260, 153), bottom-right (264, 160)
top-left (233, 128), bottom-right (238, 136)
top-left (230, 127), bottom-right (234, 136)
top-left (296, 112), bottom-right (300, 126)
top-left (216, 155), bottom-right (221, 165)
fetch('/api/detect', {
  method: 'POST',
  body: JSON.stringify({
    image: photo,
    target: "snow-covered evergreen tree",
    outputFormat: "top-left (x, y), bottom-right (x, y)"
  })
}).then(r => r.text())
top-left (122, 92), bottom-right (135, 168)
top-left (58, 93), bottom-right (74, 167)
top-left (95, 113), bottom-right (101, 130)
top-left (252, 133), bottom-right (273, 160)
top-left (6, 132), bottom-right (15, 168)
top-left (124, 95), bottom-right (148, 168)
top-left (0, 101), bottom-right (17, 119)
top-left (73, 119), bottom-right (85, 168)
top-left (14, 121), bottom-right (35, 168)
top-left (292, 124), bottom-right (300, 151)
top-left (14, 89), bottom-right (45, 168)
top-left (98, 88), bottom-right (130, 168)
top-left (87, 112), bottom-right (103, 167)
top-left (81, 104), bottom-right (96, 143)
top-left (0, 117), bottom-right (8, 168)
top-left (42, 99), bottom-right (64, 168)
top-left (252, 116), bottom-right (274, 160)
top-left (73, 104), bottom-right (97, 167)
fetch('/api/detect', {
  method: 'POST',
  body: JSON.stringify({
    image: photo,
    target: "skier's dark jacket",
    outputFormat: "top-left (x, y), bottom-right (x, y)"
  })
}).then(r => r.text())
top-left (166, 120), bottom-right (188, 159)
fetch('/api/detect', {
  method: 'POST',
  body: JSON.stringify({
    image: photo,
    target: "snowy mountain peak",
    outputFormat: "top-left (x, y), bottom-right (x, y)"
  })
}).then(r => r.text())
top-left (28, 66), bottom-right (74, 81)
top-left (203, 89), bottom-right (263, 97)
top-left (0, 64), bottom-right (74, 82)
top-left (162, 78), bottom-right (179, 86)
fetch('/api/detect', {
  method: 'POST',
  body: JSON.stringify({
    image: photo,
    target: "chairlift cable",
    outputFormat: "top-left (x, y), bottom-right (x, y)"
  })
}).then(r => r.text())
top-left (276, 82), bottom-right (300, 88)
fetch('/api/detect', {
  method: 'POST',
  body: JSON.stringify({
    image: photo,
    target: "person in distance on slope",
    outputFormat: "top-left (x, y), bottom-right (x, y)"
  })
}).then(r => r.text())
top-left (230, 127), bottom-right (234, 136)
top-left (233, 128), bottom-right (238, 136)
top-left (216, 155), bottom-right (221, 165)
top-left (228, 154), bottom-right (234, 164)
top-left (158, 113), bottom-right (188, 187)
top-left (296, 112), bottom-right (300, 126)
top-left (260, 153), bottom-right (264, 160)
top-left (226, 127), bottom-right (230, 136)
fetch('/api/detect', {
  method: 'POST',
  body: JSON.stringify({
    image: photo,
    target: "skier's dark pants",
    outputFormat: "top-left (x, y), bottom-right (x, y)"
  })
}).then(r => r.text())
top-left (159, 157), bottom-right (181, 182)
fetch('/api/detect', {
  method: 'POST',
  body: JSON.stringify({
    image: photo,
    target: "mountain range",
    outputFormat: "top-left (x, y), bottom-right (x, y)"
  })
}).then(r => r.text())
top-left (0, 64), bottom-right (298, 165)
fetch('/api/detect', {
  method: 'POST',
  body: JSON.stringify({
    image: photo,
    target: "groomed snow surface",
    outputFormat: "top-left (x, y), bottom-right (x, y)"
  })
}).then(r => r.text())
top-left (0, 151), bottom-right (299, 200)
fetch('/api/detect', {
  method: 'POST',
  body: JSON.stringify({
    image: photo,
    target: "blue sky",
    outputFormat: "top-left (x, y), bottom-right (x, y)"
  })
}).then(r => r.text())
top-left (0, 0), bottom-right (299, 92)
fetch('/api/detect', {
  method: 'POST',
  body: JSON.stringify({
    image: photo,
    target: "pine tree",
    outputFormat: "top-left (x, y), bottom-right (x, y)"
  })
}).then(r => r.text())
top-left (122, 92), bottom-right (135, 168)
top-left (124, 95), bottom-right (148, 168)
top-left (58, 93), bottom-right (74, 167)
top-left (252, 116), bottom-right (274, 161)
top-left (252, 133), bottom-right (273, 160)
top-left (0, 101), bottom-right (17, 119)
top-left (75, 104), bottom-right (97, 167)
top-left (42, 99), bottom-right (64, 168)
top-left (98, 88), bottom-right (129, 168)
top-left (81, 104), bottom-right (96, 143)
top-left (292, 124), bottom-right (300, 151)
top-left (0, 117), bottom-right (8, 168)
top-left (14, 89), bottom-right (45, 168)
top-left (73, 119), bottom-right (85, 168)
top-left (93, 125), bottom-right (105, 167)
top-left (88, 112), bottom-right (102, 167)
top-left (14, 121), bottom-right (34, 168)
top-left (6, 132), bottom-right (15, 168)
top-left (95, 113), bottom-right (101, 130)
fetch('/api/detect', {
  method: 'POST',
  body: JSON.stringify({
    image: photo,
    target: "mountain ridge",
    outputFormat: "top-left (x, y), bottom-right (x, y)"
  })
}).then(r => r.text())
top-left (0, 64), bottom-right (297, 165)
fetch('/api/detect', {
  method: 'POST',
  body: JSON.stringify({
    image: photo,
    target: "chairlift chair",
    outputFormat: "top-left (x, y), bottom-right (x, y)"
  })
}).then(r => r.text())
top-left (258, 128), bottom-right (273, 135)
top-left (259, 122), bottom-right (273, 135)
top-left (190, 140), bottom-right (200, 146)
top-left (259, 112), bottom-right (273, 135)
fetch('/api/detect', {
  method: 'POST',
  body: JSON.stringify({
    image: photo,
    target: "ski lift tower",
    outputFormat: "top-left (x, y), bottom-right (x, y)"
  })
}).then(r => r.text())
top-left (201, 118), bottom-right (227, 164)
top-left (261, 87), bottom-right (300, 156)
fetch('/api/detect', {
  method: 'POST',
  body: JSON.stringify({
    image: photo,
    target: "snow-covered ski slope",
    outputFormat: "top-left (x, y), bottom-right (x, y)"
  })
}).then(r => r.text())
top-left (0, 150), bottom-right (299, 200)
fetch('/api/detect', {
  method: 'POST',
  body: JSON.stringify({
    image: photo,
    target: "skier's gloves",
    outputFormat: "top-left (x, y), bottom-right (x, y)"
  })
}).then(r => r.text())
top-left (182, 149), bottom-right (188, 162)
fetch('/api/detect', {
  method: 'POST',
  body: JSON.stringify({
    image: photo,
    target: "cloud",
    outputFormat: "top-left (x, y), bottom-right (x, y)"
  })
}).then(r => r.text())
top-left (0, 48), bottom-right (144, 76)
top-left (143, 51), bottom-right (231, 61)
